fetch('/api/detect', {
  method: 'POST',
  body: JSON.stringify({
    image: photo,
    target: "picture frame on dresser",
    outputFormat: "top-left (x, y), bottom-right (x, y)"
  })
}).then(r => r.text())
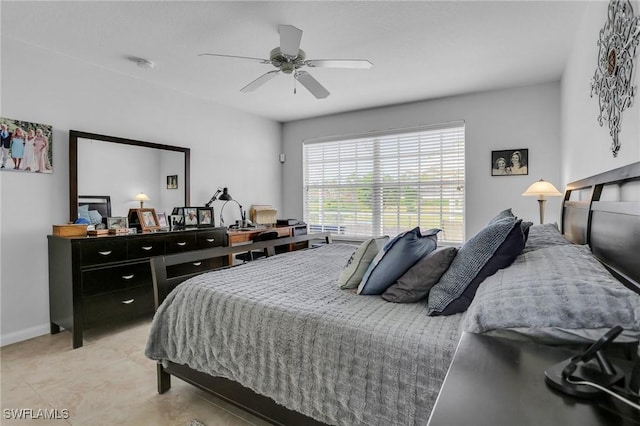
top-left (106, 216), bottom-right (128, 230)
top-left (183, 207), bottom-right (198, 227)
top-left (128, 208), bottom-right (160, 232)
top-left (170, 214), bottom-right (184, 231)
top-left (197, 207), bottom-right (214, 227)
top-left (156, 211), bottom-right (169, 230)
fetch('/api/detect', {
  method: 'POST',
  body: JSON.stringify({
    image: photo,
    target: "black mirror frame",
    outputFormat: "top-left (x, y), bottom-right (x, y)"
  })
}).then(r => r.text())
top-left (69, 130), bottom-right (190, 223)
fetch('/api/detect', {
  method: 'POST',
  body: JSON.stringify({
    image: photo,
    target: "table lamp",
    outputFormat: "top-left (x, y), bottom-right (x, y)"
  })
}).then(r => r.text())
top-left (522, 179), bottom-right (562, 224)
top-left (135, 192), bottom-right (150, 208)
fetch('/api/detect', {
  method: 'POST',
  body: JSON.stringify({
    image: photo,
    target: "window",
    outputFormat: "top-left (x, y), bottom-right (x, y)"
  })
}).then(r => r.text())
top-left (303, 123), bottom-right (465, 243)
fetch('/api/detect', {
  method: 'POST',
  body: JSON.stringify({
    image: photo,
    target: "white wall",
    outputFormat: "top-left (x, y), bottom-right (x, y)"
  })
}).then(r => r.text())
top-left (282, 82), bottom-right (563, 239)
top-left (0, 37), bottom-right (281, 345)
top-left (562, 1), bottom-right (640, 183)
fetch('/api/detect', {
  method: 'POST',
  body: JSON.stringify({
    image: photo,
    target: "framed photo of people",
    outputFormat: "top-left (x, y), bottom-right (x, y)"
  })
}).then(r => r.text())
top-left (0, 117), bottom-right (53, 173)
top-left (491, 149), bottom-right (528, 176)
top-left (172, 206), bottom-right (214, 228)
top-left (197, 207), bottom-right (214, 227)
top-left (183, 207), bottom-right (199, 227)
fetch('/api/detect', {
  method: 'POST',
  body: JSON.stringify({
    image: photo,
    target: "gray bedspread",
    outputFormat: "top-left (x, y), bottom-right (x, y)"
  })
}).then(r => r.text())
top-left (145, 243), bottom-right (463, 426)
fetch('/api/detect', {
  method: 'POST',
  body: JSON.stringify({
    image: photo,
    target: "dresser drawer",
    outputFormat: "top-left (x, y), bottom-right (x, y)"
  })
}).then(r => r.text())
top-left (79, 239), bottom-right (127, 266)
top-left (165, 233), bottom-right (198, 253)
top-left (82, 285), bottom-right (153, 328)
top-left (128, 236), bottom-right (164, 259)
top-left (166, 257), bottom-right (225, 278)
top-left (82, 262), bottom-right (151, 296)
top-left (196, 229), bottom-right (226, 249)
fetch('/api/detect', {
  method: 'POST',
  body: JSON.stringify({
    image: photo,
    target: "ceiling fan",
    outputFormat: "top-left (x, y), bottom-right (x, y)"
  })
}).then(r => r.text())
top-left (199, 25), bottom-right (373, 99)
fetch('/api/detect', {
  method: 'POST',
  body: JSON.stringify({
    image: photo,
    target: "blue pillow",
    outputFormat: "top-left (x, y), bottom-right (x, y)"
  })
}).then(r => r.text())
top-left (78, 204), bottom-right (90, 221)
top-left (428, 218), bottom-right (524, 315)
top-left (357, 227), bottom-right (439, 295)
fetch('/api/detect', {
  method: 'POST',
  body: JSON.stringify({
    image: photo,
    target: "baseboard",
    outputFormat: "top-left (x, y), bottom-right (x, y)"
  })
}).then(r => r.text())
top-left (0, 323), bottom-right (51, 347)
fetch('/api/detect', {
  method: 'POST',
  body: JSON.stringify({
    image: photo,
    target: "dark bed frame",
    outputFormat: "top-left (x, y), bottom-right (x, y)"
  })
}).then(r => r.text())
top-left (149, 162), bottom-right (640, 426)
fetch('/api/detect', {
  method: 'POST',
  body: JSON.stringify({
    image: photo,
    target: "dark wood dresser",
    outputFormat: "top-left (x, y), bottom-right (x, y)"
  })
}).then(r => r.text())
top-left (48, 227), bottom-right (227, 348)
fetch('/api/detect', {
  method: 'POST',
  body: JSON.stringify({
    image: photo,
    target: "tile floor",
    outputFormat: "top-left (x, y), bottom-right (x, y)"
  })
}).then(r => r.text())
top-left (1, 319), bottom-right (271, 426)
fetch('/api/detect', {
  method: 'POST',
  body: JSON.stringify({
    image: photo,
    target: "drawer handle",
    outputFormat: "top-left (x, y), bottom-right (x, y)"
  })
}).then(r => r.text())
top-left (192, 262), bottom-right (202, 266)
top-left (206, 238), bottom-right (215, 243)
top-left (98, 250), bottom-right (112, 256)
top-left (122, 274), bottom-right (134, 280)
top-left (142, 246), bottom-right (153, 251)
top-left (177, 242), bottom-right (187, 246)
top-left (122, 299), bottom-right (135, 305)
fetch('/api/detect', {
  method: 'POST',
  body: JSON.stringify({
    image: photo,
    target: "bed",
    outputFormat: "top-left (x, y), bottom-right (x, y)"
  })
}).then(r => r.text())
top-left (145, 162), bottom-right (640, 426)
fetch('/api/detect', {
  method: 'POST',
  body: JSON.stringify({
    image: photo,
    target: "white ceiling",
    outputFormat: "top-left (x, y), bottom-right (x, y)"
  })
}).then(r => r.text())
top-left (2, 1), bottom-right (588, 122)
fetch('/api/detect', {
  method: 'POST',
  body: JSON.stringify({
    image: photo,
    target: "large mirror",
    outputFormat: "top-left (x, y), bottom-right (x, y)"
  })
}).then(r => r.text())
top-left (69, 130), bottom-right (190, 222)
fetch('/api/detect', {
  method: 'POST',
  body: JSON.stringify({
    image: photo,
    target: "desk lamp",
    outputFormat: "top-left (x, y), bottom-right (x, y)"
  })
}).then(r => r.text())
top-left (135, 192), bottom-right (150, 208)
top-left (522, 179), bottom-right (562, 224)
top-left (205, 188), bottom-right (223, 207)
top-left (217, 188), bottom-right (245, 227)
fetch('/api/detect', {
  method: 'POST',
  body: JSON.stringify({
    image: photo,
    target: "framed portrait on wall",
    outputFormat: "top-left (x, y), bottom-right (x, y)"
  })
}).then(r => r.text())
top-left (491, 149), bottom-right (528, 176)
top-left (166, 175), bottom-right (178, 189)
top-left (0, 117), bottom-right (53, 173)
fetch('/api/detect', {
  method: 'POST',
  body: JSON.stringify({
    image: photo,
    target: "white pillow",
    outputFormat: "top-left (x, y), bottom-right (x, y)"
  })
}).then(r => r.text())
top-left (338, 237), bottom-right (389, 289)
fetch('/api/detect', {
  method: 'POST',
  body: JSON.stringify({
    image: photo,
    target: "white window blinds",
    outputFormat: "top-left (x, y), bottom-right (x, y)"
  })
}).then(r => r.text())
top-left (303, 123), bottom-right (465, 243)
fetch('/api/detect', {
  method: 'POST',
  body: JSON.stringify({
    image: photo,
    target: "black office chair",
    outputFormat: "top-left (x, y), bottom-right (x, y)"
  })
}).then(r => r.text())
top-left (235, 231), bottom-right (280, 263)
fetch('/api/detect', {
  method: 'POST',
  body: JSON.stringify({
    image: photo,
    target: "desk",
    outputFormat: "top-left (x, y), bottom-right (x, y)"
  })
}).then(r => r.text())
top-left (428, 332), bottom-right (640, 426)
top-left (226, 225), bottom-right (307, 264)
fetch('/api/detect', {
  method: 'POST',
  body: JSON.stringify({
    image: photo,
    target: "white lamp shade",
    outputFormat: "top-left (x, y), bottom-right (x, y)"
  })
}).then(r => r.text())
top-left (135, 192), bottom-right (150, 202)
top-left (522, 179), bottom-right (562, 197)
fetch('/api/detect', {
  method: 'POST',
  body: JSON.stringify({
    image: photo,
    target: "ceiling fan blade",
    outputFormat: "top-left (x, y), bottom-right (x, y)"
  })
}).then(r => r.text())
top-left (240, 70), bottom-right (280, 93)
top-left (295, 71), bottom-right (330, 99)
top-left (279, 25), bottom-right (303, 58)
top-left (198, 53), bottom-right (270, 64)
top-left (305, 59), bottom-right (373, 69)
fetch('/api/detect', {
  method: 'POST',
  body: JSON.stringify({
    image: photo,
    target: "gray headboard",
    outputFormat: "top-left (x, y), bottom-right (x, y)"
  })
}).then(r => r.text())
top-left (561, 161), bottom-right (640, 294)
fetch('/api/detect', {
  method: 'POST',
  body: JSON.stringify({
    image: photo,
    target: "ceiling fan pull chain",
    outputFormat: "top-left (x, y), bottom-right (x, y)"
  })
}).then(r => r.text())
top-left (294, 73), bottom-right (297, 94)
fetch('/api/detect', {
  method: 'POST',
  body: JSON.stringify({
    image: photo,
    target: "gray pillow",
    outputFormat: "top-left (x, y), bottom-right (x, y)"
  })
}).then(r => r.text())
top-left (382, 247), bottom-right (457, 303)
top-left (428, 217), bottom-right (523, 315)
top-left (338, 236), bottom-right (389, 289)
top-left (487, 208), bottom-right (514, 225)
top-left (88, 209), bottom-right (103, 225)
top-left (462, 244), bottom-right (640, 344)
top-left (523, 222), bottom-right (571, 253)
top-left (488, 208), bottom-right (532, 242)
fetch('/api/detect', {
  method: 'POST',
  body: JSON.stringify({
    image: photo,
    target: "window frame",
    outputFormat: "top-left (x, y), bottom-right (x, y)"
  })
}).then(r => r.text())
top-left (303, 122), bottom-right (465, 243)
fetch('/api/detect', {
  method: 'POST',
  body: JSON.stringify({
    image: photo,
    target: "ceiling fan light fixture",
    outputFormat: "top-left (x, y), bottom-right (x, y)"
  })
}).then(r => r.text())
top-left (199, 24), bottom-right (372, 99)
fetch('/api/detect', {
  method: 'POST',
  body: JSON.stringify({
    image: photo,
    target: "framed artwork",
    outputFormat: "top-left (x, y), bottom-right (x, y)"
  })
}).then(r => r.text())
top-left (106, 217), bottom-right (128, 230)
top-left (0, 117), bottom-right (53, 173)
top-left (156, 211), bottom-right (169, 230)
top-left (128, 208), bottom-right (160, 232)
top-left (166, 175), bottom-right (178, 189)
top-left (491, 149), bottom-right (528, 176)
top-left (197, 207), bottom-right (214, 227)
top-left (183, 207), bottom-right (199, 227)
